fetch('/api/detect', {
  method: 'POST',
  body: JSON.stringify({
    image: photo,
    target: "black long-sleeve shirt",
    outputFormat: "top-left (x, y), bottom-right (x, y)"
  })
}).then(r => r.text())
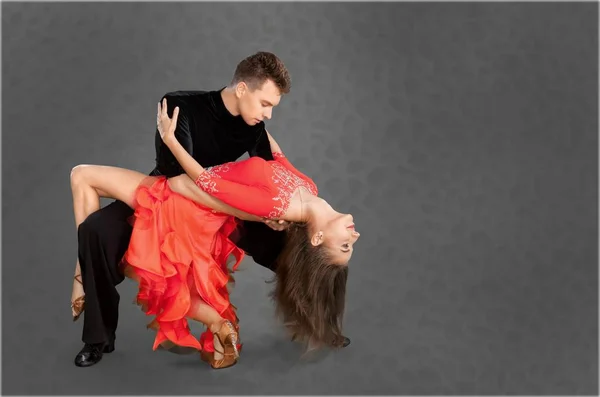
top-left (151, 88), bottom-right (273, 177)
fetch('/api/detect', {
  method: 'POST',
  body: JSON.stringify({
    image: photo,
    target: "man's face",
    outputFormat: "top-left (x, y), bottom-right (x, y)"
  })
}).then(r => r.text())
top-left (236, 79), bottom-right (282, 126)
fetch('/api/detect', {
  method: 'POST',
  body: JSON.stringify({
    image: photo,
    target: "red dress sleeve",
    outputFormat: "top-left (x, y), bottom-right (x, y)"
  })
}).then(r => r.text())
top-left (193, 164), bottom-right (275, 218)
top-left (271, 152), bottom-right (318, 194)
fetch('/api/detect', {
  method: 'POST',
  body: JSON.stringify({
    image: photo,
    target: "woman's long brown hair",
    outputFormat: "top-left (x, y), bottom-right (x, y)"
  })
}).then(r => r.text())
top-left (268, 223), bottom-right (349, 348)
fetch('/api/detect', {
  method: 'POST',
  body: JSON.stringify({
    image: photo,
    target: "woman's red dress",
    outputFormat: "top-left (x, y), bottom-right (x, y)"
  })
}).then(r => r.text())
top-left (121, 152), bottom-right (318, 353)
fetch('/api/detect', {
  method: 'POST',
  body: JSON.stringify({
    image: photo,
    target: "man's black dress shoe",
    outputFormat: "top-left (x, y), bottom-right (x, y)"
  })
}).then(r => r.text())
top-left (74, 338), bottom-right (115, 367)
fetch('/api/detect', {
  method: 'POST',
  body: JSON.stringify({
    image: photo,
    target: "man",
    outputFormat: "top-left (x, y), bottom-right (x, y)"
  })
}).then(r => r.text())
top-left (73, 51), bottom-right (350, 368)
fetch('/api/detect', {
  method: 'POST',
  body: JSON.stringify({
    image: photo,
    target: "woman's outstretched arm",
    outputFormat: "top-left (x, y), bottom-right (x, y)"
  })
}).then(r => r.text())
top-left (169, 175), bottom-right (291, 230)
top-left (167, 175), bottom-right (263, 222)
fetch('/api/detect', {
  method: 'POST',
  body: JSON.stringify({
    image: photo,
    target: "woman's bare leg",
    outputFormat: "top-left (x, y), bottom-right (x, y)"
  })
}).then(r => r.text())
top-left (187, 296), bottom-right (244, 364)
top-left (185, 298), bottom-right (229, 360)
top-left (69, 164), bottom-right (147, 317)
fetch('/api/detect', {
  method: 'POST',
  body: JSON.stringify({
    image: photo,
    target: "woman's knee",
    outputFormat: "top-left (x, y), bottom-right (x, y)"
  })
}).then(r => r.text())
top-left (70, 164), bottom-right (92, 189)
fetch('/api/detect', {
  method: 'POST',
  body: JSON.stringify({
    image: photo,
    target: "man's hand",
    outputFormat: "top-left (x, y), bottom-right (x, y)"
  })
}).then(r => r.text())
top-left (157, 98), bottom-right (179, 145)
top-left (263, 218), bottom-right (292, 231)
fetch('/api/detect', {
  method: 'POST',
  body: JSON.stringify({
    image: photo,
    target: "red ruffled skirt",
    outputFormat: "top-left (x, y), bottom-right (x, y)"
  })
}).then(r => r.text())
top-left (121, 176), bottom-right (243, 353)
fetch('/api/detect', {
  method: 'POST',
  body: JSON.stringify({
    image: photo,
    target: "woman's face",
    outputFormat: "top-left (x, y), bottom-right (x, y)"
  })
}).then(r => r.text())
top-left (311, 213), bottom-right (360, 265)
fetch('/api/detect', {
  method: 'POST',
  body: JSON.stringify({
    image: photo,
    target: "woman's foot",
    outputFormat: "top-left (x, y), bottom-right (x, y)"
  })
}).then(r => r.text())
top-left (71, 274), bottom-right (85, 321)
top-left (200, 319), bottom-right (239, 369)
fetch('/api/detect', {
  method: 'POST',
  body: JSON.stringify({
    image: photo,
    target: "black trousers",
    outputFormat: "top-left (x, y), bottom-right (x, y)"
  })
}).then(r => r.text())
top-left (78, 199), bottom-right (132, 344)
top-left (78, 194), bottom-right (285, 345)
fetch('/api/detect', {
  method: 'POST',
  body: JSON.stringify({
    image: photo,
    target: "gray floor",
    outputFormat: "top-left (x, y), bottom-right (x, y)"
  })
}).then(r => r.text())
top-left (2, 2), bottom-right (598, 395)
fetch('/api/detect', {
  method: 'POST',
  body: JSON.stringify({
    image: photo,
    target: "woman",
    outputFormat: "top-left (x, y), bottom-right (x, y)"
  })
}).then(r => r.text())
top-left (69, 99), bottom-right (360, 369)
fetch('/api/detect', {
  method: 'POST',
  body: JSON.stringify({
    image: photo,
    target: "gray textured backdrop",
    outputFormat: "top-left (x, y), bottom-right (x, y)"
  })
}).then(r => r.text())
top-left (2, 2), bottom-right (598, 395)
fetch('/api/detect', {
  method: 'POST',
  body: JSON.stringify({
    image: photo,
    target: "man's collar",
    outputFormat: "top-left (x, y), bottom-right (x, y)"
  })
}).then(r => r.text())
top-left (210, 87), bottom-right (237, 120)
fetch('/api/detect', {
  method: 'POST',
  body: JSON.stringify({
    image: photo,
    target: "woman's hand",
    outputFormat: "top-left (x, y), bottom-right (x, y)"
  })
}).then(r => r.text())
top-left (157, 98), bottom-right (179, 146)
top-left (263, 218), bottom-right (292, 231)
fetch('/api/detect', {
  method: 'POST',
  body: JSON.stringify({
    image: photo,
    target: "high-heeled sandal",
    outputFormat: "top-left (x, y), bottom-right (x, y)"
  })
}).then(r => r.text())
top-left (200, 346), bottom-right (238, 369)
top-left (200, 319), bottom-right (239, 369)
top-left (71, 274), bottom-right (85, 322)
